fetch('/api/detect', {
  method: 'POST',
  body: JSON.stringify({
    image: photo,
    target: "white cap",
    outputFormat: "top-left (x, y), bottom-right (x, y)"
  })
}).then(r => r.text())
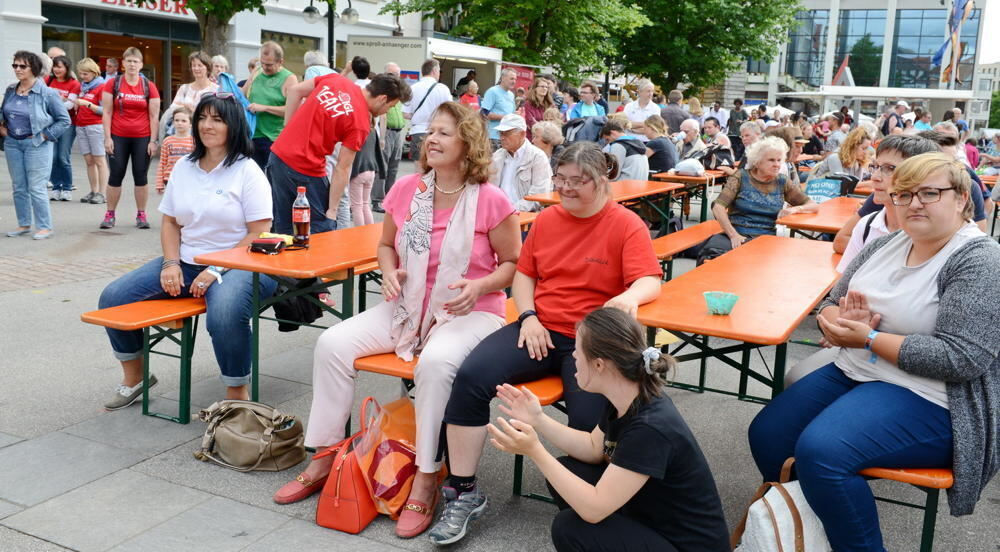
top-left (896, 100), bottom-right (909, 109)
top-left (764, 120), bottom-right (781, 128)
top-left (496, 113), bottom-right (527, 132)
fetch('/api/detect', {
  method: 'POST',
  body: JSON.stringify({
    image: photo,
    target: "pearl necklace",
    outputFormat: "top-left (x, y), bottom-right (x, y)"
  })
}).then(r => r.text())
top-left (434, 183), bottom-right (466, 195)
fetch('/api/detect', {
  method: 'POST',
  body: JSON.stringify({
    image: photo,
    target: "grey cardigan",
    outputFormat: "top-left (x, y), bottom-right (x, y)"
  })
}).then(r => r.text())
top-left (822, 231), bottom-right (1000, 515)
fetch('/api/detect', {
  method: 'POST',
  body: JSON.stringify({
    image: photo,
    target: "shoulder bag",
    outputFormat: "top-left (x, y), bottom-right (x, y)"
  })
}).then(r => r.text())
top-left (731, 458), bottom-right (831, 552)
top-left (193, 400), bottom-right (305, 472)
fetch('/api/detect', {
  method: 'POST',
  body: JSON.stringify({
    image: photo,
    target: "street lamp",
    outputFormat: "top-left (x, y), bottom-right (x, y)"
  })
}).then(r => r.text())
top-left (303, 1), bottom-right (359, 69)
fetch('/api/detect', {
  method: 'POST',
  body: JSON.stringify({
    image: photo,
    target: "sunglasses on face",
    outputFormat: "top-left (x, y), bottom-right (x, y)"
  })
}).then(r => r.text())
top-left (11, 63), bottom-right (28, 70)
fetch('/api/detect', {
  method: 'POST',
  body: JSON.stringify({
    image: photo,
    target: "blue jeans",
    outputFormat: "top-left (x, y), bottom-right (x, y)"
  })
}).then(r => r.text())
top-left (98, 257), bottom-right (278, 386)
top-left (5, 137), bottom-right (53, 230)
top-left (50, 126), bottom-right (76, 191)
top-left (266, 152), bottom-right (336, 236)
top-left (748, 363), bottom-right (952, 552)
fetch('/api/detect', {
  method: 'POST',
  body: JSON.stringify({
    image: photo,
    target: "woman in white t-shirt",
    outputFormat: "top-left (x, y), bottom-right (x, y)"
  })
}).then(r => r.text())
top-left (749, 152), bottom-right (1000, 551)
top-left (97, 93), bottom-right (276, 411)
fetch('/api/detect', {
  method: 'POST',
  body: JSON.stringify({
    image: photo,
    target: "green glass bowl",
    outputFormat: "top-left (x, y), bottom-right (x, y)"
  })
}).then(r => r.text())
top-left (703, 291), bottom-right (739, 315)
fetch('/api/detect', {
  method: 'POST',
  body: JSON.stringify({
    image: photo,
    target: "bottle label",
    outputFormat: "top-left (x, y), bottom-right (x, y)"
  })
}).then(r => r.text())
top-left (293, 208), bottom-right (310, 223)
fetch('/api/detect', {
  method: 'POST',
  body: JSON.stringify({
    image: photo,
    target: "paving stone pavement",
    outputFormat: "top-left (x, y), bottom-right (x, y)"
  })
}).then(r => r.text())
top-left (2, 155), bottom-right (1000, 551)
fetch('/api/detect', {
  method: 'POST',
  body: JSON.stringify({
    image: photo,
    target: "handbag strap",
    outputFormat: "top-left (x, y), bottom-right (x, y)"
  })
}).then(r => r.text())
top-left (779, 457), bottom-right (795, 483)
top-left (760, 495), bottom-right (786, 552)
top-left (768, 482), bottom-right (806, 552)
top-left (193, 402), bottom-right (280, 472)
top-left (730, 457), bottom-right (800, 550)
top-left (730, 481), bottom-right (771, 549)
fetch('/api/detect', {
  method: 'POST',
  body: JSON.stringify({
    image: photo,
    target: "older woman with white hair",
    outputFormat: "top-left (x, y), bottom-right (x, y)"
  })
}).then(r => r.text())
top-left (623, 79), bottom-right (660, 140)
top-left (211, 55), bottom-right (229, 80)
top-left (699, 136), bottom-right (816, 263)
top-left (531, 120), bottom-right (566, 174)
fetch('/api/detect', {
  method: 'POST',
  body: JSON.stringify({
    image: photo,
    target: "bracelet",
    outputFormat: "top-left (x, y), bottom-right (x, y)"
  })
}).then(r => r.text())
top-left (206, 267), bottom-right (224, 285)
top-left (161, 258), bottom-right (180, 270)
top-left (864, 329), bottom-right (879, 363)
top-left (517, 310), bottom-right (537, 325)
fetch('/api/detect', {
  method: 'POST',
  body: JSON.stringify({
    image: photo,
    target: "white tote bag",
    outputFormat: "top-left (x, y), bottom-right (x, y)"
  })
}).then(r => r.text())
top-left (731, 458), bottom-right (831, 552)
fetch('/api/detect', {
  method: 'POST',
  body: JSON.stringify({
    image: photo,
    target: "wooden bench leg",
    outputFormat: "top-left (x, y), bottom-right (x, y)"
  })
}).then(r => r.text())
top-left (141, 316), bottom-right (197, 424)
top-left (919, 487), bottom-right (940, 552)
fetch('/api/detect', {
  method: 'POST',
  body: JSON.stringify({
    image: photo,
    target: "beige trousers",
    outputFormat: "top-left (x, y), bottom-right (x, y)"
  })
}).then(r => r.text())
top-left (305, 300), bottom-right (504, 472)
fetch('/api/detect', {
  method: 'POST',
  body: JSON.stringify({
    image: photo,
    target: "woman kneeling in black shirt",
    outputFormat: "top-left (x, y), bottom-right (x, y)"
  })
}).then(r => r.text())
top-left (487, 307), bottom-right (729, 552)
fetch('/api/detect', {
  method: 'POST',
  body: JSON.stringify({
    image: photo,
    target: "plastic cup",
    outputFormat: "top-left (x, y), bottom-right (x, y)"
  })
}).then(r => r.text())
top-left (703, 291), bottom-right (739, 315)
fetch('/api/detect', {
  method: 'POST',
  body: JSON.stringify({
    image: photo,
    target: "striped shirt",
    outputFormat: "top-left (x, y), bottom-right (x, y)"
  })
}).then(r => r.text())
top-left (157, 135), bottom-right (195, 190)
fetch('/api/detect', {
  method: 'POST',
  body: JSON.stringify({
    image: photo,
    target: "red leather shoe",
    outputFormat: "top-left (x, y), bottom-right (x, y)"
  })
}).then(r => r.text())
top-left (273, 472), bottom-right (328, 504)
top-left (395, 490), bottom-right (440, 538)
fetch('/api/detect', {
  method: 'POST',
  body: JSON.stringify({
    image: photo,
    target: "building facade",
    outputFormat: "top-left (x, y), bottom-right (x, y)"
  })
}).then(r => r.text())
top-left (0, 0), bottom-right (423, 104)
top-left (726, 0), bottom-right (990, 128)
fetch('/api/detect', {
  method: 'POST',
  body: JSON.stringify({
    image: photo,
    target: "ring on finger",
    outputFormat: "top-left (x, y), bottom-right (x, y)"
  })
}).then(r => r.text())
top-left (197, 282), bottom-right (206, 288)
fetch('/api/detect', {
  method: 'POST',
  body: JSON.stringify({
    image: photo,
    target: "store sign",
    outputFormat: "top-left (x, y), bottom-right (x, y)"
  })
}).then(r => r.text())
top-left (501, 64), bottom-right (535, 92)
top-left (98, 0), bottom-right (190, 15)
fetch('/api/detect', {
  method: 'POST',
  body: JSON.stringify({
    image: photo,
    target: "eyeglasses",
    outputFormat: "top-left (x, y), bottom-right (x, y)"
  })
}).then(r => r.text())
top-left (11, 63), bottom-right (28, 70)
top-left (553, 175), bottom-right (593, 189)
top-left (889, 187), bottom-right (956, 206)
top-left (871, 163), bottom-right (897, 176)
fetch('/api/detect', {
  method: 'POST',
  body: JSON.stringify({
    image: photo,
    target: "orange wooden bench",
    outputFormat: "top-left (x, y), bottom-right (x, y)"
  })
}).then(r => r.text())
top-left (651, 220), bottom-right (721, 280)
top-left (81, 298), bottom-right (207, 424)
top-left (352, 298), bottom-right (565, 500)
top-left (859, 467), bottom-right (953, 552)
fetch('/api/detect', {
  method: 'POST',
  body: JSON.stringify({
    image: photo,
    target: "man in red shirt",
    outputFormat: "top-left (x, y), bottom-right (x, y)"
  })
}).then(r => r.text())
top-left (268, 72), bottom-right (411, 234)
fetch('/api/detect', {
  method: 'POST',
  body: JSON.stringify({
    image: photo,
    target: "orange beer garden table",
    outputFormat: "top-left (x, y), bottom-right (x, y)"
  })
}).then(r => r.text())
top-left (195, 223), bottom-right (383, 399)
top-left (524, 179), bottom-right (684, 234)
top-left (776, 196), bottom-right (861, 239)
top-left (651, 169), bottom-right (725, 222)
top-left (637, 236), bottom-right (841, 402)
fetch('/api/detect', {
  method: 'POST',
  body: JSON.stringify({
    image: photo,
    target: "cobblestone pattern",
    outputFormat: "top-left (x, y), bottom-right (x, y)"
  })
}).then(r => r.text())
top-left (0, 255), bottom-right (156, 292)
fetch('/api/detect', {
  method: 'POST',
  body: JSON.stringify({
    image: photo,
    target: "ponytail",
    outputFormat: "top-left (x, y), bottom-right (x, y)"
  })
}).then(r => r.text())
top-left (577, 308), bottom-right (675, 406)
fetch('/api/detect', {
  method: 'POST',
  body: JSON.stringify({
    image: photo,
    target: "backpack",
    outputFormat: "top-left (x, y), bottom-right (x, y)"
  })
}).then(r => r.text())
top-left (880, 112), bottom-right (901, 136)
top-left (112, 74), bottom-right (150, 114)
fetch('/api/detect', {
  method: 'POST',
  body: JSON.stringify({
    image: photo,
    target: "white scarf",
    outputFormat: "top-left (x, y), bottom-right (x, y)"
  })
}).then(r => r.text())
top-left (390, 170), bottom-right (480, 360)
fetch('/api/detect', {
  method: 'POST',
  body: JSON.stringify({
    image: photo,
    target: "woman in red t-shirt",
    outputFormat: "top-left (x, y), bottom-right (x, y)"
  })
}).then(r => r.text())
top-left (428, 141), bottom-right (663, 545)
top-left (458, 80), bottom-right (481, 111)
top-left (99, 46), bottom-right (161, 230)
top-left (47, 56), bottom-right (81, 201)
top-left (74, 57), bottom-right (109, 204)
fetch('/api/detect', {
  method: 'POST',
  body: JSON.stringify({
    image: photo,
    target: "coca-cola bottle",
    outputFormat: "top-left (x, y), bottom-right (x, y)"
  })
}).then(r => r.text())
top-left (292, 186), bottom-right (310, 247)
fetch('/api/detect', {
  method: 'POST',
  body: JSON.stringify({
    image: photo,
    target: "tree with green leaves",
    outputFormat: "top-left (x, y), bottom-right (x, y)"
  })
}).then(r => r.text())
top-left (990, 91), bottom-right (1000, 128)
top-left (848, 34), bottom-right (881, 87)
top-left (380, 0), bottom-right (649, 79)
top-left (617, 0), bottom-right (801, 93)
top-left (130, 1), bottom-right (267, 55)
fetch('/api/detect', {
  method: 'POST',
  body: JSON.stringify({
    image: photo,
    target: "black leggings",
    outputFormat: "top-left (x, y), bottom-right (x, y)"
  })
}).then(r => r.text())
top-left (107, 134), bottom-right (151, 187)
top-left (548, 457), bottom-right (678, 552)
top-left (443, 322), bottom-right (607, 431)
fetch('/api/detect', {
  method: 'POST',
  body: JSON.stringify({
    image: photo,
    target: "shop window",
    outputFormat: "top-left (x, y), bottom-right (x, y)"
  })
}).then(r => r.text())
top-left (87, 10), bottom-right (171, 39)
top-left (261, 31), bottom-right (321, 78)
top-left (42, 27), bottom-right (85, 64)
top-left (42, 4), bottom-right (84, 27)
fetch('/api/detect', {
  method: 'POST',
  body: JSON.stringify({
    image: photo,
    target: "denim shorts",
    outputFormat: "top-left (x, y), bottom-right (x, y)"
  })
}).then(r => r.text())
top-left (76, 124), bottom-right (105, 156)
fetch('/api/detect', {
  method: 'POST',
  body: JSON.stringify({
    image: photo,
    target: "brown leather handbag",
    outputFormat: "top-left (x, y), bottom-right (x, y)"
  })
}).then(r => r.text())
top-left (193, 400), bottom-right (305, 472)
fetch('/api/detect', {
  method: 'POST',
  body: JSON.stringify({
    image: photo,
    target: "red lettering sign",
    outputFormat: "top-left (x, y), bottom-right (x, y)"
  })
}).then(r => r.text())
top-left (97, 0), bottom-right (189, 15)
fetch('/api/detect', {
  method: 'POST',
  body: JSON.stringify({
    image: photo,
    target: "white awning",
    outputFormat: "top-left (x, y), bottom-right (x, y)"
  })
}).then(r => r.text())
top-left (428, 38), bottom-right (503, 64)
top-left (777, 85), bottom-right (975, 101)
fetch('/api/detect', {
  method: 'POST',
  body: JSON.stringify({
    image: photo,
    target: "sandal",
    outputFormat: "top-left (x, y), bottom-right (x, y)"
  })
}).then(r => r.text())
top-left (396, 490), bottom-right (441, 538)
top-left (273, 472), bottom-right (328, 504)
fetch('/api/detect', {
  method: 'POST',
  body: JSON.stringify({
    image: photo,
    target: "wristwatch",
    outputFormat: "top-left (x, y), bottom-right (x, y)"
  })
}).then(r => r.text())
top-left (517, 310), bottom-right (538, 324)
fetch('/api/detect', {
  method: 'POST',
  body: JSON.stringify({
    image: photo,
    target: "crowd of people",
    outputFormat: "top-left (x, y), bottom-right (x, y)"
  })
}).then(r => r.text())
top-left (3, 40), bottom-right (1000, 552)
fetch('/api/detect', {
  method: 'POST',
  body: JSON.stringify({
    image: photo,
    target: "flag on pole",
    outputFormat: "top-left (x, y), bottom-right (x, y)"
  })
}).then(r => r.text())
top-left (932, 0), bottom-right (975, 82)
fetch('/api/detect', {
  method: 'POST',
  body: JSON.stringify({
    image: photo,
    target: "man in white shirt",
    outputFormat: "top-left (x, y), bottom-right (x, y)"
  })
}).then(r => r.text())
top-left (491, 114), bottom-right (552, 212)
top-left (623, 79), bottom-right (660, 141)
top-left (704, 101), bottom-right (729, 133)
top-left (403, 58), bottom-right (451, 160)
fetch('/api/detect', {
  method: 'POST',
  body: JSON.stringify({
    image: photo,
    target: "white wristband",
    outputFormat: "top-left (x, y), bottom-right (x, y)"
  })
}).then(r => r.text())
top-left (206, 268), bottom-right (224, 285)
